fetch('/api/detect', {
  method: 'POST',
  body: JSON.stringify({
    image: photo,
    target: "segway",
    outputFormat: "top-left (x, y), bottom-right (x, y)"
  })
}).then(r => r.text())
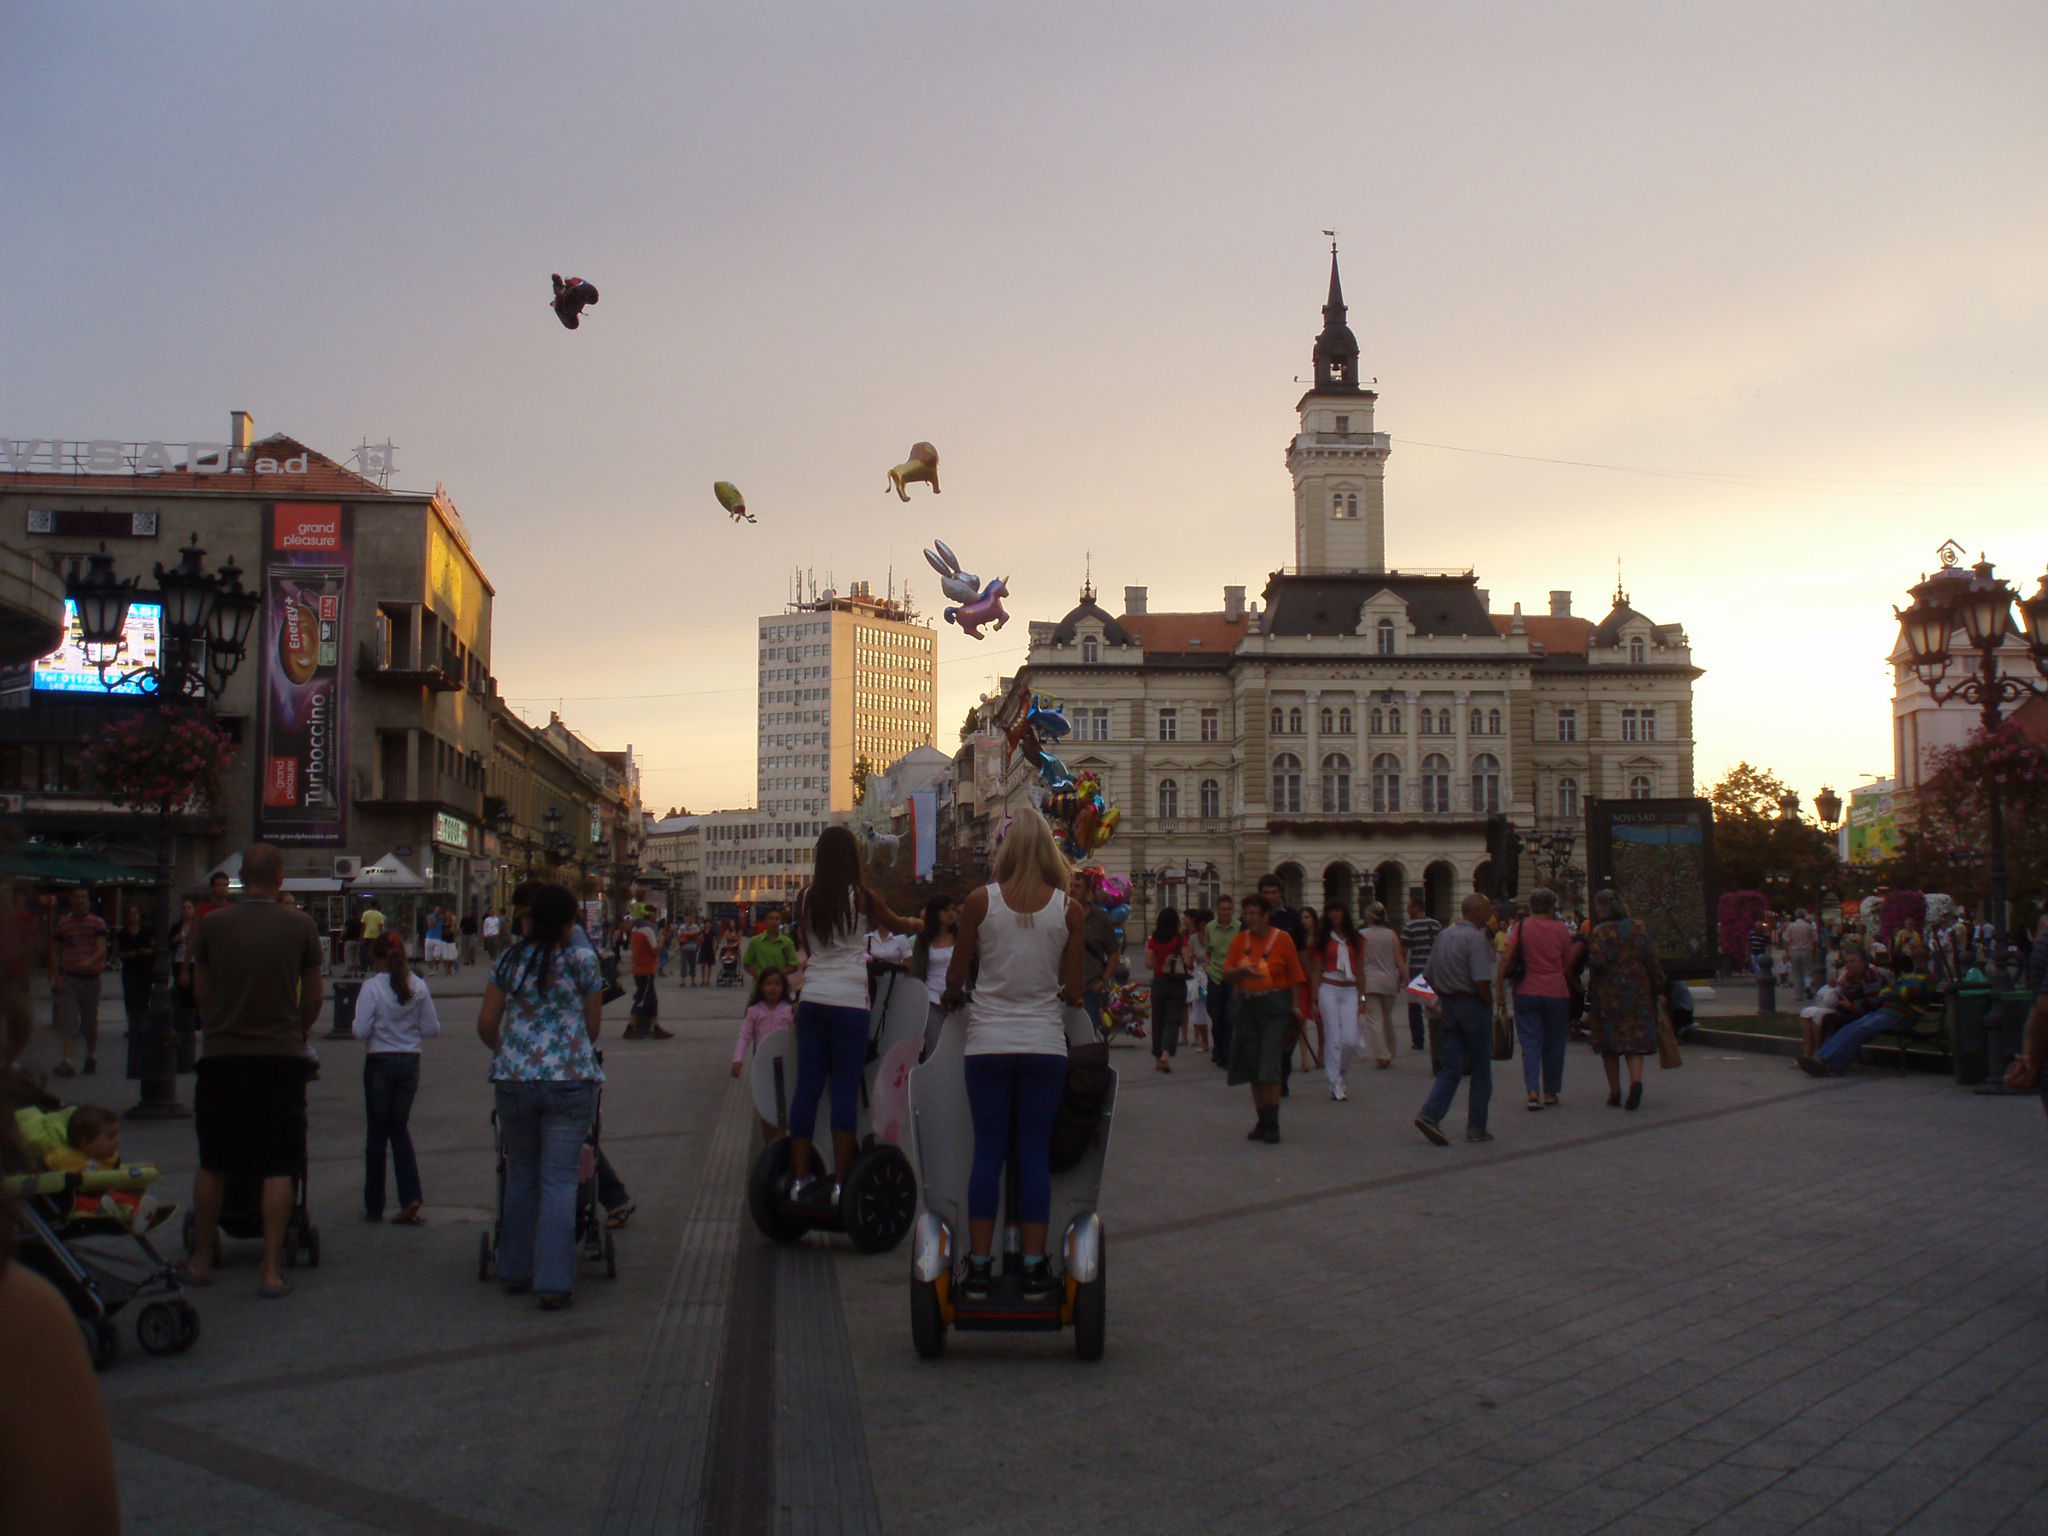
top-left (744, 967), bottom-right (925, 1253)
top-left (906, 1003), bottom-right (1114, 1361)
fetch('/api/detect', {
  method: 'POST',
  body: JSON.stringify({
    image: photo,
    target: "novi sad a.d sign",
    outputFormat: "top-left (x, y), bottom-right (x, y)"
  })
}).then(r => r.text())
top-left (0, 439), bottom-right (311, 475)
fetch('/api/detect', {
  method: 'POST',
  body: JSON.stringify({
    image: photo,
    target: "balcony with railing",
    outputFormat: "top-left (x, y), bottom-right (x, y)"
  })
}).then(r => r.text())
top-left (356, 639), bottom-right (462, 692)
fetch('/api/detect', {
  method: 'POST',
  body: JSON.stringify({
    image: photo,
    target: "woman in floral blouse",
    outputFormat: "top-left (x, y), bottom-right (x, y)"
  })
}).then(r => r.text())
top-left (478, 883), bottom-right (604, 1309)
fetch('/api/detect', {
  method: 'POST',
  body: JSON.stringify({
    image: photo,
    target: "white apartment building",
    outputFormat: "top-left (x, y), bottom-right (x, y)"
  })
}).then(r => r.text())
top-left (704, 581), bottom-right (939, 914)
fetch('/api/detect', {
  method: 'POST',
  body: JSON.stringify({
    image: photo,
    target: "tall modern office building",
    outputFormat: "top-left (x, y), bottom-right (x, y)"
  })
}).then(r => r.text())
top-left (702, 580), bottom-right (937, 913)
top-left (757, 580), bottom-right (937, 817)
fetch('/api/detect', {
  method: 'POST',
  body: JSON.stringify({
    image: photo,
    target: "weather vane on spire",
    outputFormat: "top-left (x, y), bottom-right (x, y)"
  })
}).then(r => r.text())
top-left (1322, 227), bottom-right (1338, 255)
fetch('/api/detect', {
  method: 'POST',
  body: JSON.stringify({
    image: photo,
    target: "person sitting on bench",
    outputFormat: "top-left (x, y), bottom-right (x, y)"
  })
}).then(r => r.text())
top-left (1797, 945), bottom-right (1931, 1077)
top-left (1798, 946), bottom-right (1885, 1058)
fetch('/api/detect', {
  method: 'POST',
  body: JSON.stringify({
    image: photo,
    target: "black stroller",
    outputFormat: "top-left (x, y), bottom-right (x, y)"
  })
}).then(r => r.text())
top-left (477, 1067), bottom-right (617, 1284)
top-left (7, 1168), bottom-right (200, 1371)
top-left (177, 1069), bottom-right (322, 1271)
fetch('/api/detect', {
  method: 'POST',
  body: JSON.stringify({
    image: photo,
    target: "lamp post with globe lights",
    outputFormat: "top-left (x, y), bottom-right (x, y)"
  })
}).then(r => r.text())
top-left (63, 535), bottom-right (261, 1119)
top-left (1893, 548), bottom-right (2048, 944)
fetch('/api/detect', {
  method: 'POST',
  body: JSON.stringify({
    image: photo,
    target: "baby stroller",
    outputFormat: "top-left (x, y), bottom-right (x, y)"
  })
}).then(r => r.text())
top-left (177, 1066), bottom-right (322, 1272)
top-left (476, 1066), bottom-right (617, 1283)
top-left (7, 1167), bottom-right (200, 1371)
top-left (716, 941), bottom-right (743, 988)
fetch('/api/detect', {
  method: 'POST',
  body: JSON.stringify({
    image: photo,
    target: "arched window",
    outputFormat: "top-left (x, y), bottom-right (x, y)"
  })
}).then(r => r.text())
top-left (1199, 778), bottom-right (1221, 819)
top-left (1558, 777), bottom-right (1580, 819)
top-left (1337, 707), bottom-right (1352, 734)
top-left (1421, 753), bottom-right (1451, 813)
top-left (1270, 707), bottom-right (1284, 734)
top-left (1369, 707), bottom-right (1384, 733)
top-left (1470, 708), bottom-right (1484, 735)
top-left (1371, 753), bottom-right (1402, 813)
top-left (1487, 707), bottom-right (1501, 735)
top-left (1157, 778), bottom-right (1179, 820)
top-left (1629, 635), bottom-right (1646, 664)
top-left (1319, 706), bottom-right (1334, 735)
top-left (1387, 705), bottom-right (1402, 733)
top-left (1376, 617), bottom-right (1396, 656)
top-left (1438, 709), bottom-right (1454, 735)
top-left (1321, 753), bottom-right (1352, 813)
top-left (1272, 753), bottom-right (1303, 814)
top-left (1471, 752), bottom-right (1501, 814)
top-left (1333, 490), bottom-right (1359, 519)
top-left (1629, 773), bottom-right (1654, 800)
top-left (1288, 706), bottom-right (1303, 735)
top-left (1081, 634), bottom-right (1100, 664)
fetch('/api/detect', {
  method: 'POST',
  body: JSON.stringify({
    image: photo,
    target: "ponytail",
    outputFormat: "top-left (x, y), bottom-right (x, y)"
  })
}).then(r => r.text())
top-left (382, 934), bottom-right (414, 1003)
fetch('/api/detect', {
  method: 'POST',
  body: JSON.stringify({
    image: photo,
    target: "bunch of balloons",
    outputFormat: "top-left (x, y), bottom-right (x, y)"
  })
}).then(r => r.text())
top-left (1046, 773), bottom-right (1121, 862)
top-left (1104, 982), bottom-right (1150, 1040)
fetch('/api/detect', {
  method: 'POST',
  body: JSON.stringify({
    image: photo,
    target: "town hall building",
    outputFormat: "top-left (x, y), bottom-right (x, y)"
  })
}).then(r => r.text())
top-left (999, 252), bottom-right (1701, 922)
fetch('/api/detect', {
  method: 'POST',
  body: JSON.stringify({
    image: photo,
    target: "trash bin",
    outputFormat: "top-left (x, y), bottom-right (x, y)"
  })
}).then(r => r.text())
top-left (328, 979), bottom-right (363, 1041)
top-left (1946, 982), bottom-right (1994, 1085)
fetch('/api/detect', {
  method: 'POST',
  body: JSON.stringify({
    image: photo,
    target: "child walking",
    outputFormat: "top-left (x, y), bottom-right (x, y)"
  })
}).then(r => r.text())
top-left (352, 933), bottom-right (441, 1223)
top-left (732, 967), bottom-right (796, 1145)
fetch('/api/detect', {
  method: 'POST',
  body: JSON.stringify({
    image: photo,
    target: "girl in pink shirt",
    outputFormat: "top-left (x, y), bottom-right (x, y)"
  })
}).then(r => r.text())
top-left (733, 968), bottom-right (795, 1144)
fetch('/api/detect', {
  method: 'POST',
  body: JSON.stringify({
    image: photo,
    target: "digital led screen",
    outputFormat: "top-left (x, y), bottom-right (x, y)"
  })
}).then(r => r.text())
top-left (33, 598), bottom-right (165, 693)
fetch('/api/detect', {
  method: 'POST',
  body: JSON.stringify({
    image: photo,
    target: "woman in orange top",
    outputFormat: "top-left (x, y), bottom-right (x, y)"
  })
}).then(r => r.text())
top-left (1222, 894), bottom-right (1307, 1144)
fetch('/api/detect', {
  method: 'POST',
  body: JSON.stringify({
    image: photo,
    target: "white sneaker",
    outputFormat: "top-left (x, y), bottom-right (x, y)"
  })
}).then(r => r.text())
top-left (1330, 1082), bottom-right (1348, 1101)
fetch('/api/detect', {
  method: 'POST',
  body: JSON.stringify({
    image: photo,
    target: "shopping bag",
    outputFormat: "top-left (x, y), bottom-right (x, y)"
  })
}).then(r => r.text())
top-left (1491, 1006), bottom-right (1515, 1062)
top-left (1656, 1014), bottom-right (1683, 1070)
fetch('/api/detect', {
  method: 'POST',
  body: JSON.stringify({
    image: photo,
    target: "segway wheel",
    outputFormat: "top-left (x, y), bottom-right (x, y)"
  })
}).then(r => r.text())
top-left (477, 1231), bottom-right (494, 1282)
top-left (746, 1138), bottom-right (809, 1244)
top-left (603, 1227), bottom-right (618, 1280)
top-left (910, 1275), bottom-right (946, 1359)
top-left (81, 1317), bottom-right (120, 1372)
top-left (1073, 1242), bottom-right (1107, 1362)
top-left (136, 1300), bottom-right (185, 1356)
top-left (842, 1146), bottom-right (917, 1255)
top-left (304, 1225), bottom-right (322, 1269)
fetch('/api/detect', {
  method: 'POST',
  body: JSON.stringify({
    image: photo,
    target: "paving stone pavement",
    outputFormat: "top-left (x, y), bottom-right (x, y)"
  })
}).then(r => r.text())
top-left (23, 989), bottom-right (2048, 1535)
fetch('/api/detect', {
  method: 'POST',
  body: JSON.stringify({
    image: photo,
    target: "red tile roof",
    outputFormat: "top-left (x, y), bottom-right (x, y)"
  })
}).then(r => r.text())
top-left (1492, 614), bottom-right (1592, 655)
top-left (1117, 611), bottom-right (1251, 654)
top-left (0, 435), bottom-right (393, 498)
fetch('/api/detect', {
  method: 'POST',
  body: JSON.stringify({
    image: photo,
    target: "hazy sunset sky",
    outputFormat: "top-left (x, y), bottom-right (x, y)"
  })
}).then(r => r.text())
top-left (6, 2), bottom-right (2045, 814)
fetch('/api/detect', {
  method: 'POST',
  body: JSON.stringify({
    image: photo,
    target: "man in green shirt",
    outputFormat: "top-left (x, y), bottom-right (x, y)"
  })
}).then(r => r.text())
top-left (1205, 895), bottom-right (1242, 1068)
top-left (742, 907), bottom-right (799, 987)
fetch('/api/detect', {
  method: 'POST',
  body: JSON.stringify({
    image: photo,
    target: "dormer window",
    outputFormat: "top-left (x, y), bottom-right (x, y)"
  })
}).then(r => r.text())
top-left (1081, 634), bottom-right (1100, 664)
top-left (1629, 636), bottom-right (1646, 664)
top-left (1375, 617), bottom-right (1396, 655)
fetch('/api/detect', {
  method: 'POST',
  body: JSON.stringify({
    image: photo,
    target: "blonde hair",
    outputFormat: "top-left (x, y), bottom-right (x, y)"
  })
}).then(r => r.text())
top-left (993, 807), bottom-right (1071, 915)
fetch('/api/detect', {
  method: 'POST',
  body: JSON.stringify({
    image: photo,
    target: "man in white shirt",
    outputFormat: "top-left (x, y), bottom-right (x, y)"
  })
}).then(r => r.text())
top-left (480, 907), bottom-right (502, 958)
top-left (1783, 910), bottom-right (1819, 1000)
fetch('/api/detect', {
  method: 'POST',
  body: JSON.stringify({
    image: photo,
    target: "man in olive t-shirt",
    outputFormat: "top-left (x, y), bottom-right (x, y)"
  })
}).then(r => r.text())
top-left (186, 844), bottom-right (324, 1296)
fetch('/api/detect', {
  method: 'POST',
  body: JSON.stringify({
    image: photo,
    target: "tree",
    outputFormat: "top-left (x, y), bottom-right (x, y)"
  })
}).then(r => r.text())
top-left (850, 755), bottom-right (875, 806)
top-left (959, 706), bottom-right (979, 742)
top-left (1888, 722), bottom-right (2048, 915)
top-left (1705, 762), bottom-right (1836, 907)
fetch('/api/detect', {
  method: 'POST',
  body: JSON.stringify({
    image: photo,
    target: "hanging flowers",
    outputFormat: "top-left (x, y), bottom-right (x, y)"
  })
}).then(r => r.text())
top-left (81, 709), bottom-right (237, 816)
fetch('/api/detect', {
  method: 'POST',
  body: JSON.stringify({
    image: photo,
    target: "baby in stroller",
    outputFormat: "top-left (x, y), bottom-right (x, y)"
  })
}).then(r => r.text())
top-left (42, 1106), bottom-right (175, 1234)
top-left (717, 934), bottom-right (743, 987)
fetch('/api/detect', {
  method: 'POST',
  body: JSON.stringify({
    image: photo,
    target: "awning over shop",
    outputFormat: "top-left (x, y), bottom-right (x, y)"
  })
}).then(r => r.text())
top-left (0, 847), bottom-right (156, 886)
top-left (282, 877), bottom-right (345, 893)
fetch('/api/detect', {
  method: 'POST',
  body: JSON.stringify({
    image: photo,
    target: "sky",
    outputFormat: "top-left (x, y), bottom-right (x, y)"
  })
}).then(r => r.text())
top-left (5, 1), bottom-right (2046, 815)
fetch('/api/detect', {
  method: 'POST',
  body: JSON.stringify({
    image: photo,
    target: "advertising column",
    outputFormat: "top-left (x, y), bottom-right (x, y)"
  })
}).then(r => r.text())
top-left (256, 504), bottom-right (352, 844)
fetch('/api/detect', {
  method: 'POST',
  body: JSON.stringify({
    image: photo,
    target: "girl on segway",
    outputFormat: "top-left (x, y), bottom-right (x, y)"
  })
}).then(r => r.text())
top-left (785, 829), bottom-right (919, 1212)
top-left (939, 808), bottom-right (1087, 1303)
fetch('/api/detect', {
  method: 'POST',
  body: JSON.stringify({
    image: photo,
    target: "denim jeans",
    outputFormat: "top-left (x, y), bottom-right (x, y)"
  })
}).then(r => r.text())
top-left (494, 1079), bottom-right (596, 1296)
top-left (963, 1052), bottom-right (1068, 1225)
top-left (1420, 994), bottom-right (1492, 1132)
top-left (1407, 993), bottom-right (1428, 1049)
top-left (1513, 994), bottom-right (1572, 1096)
top-left (363, 1052), bottom-right (422, 1215)
top-left (1816, 1008), bottom-right (1904, 1073)
top-left (788, 1001), bottom-right (870, 1138)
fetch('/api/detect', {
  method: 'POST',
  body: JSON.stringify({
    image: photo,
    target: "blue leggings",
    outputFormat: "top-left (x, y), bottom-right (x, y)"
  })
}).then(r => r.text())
top-left (964, 1052), bottom-right (1068, 1226)
top-left (789, 1000), bottom-right (870, 1138)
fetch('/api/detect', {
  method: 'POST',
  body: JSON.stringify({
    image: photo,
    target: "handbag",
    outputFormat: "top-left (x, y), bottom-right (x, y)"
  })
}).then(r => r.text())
top-left (1502, 922), bottom-right (1527, 988)
top-left (598, 953), bottom-right (627, 1006)
top-left (1049, 1038), bottom-right (1112, 1173)
top-left (1491, 1005), bottom-right (1515, 1061)
top-left (1656, 1013), bottom-right (1683, 1070)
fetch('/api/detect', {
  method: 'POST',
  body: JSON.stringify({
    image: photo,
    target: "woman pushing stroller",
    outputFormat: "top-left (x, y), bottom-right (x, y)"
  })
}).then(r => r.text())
top-left (939, 809), bottom-right (1087, 1303)
top-left (783, 829), bottom-right (919, 1212)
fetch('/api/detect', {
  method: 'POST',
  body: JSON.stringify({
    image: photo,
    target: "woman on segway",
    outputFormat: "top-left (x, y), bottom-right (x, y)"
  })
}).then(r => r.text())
top-left (939, 808), bottom-right (1087, 1304)
top-left (784, 829), bottom-right (919, 1212)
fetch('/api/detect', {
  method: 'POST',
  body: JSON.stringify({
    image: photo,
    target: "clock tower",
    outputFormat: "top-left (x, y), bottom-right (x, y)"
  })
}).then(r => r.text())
top-left (1286, 246), bottom-right (1390, 572)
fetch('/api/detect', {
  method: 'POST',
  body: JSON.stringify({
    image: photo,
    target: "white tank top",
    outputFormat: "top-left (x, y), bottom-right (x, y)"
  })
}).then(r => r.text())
top-left (800, 899), bottom-right (871, 1009)
top-left (966, 883), bottom-right (1070, 1057)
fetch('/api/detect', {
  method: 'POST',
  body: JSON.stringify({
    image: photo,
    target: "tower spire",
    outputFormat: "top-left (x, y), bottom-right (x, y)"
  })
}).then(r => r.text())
top-left (1310, 239), bottom-right (1361, 393)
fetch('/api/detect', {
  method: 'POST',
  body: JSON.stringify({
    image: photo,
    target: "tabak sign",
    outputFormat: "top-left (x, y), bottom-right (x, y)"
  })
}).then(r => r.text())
top-left (256, 504), bottom-right (352, 844)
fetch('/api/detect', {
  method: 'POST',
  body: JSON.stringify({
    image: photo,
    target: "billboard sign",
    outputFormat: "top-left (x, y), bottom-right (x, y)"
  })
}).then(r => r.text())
top-left (33, 599), bottom-right (164, 694)
top-left (1586, 797), bottom-right (1718, 979)
top-left (1845, 787), bottom-right (1899, 866)
top-left (256, 504), bottom-right (352, 844)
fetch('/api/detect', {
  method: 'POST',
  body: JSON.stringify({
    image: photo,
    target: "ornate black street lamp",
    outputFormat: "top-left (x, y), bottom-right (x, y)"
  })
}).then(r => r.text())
top-left (63, 535), bottom-right (258, 1119)
top-left (1894, 548), bottom-right (2048, 941)
top-left (1814, 786), bottom-right (1843, 832)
